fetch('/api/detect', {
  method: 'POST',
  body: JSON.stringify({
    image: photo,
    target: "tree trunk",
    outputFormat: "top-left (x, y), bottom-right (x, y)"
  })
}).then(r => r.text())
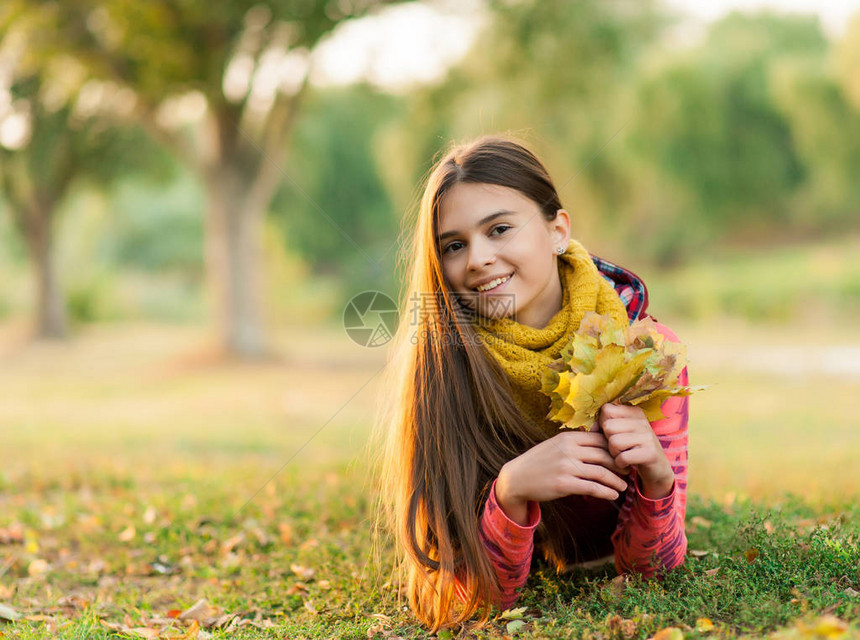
top-left (26, 206), bottom-right (66, 339)
top-left (205, 163), bottom-right (267, 359)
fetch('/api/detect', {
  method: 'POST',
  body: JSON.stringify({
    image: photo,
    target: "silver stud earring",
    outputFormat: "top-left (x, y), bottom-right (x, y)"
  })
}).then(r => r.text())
top-left (556, 246), bottom-right (565, 255)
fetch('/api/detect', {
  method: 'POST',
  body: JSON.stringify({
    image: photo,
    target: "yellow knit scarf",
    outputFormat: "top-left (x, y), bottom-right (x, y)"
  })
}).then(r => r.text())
top-left (472, 238), bottom-right (629, 437)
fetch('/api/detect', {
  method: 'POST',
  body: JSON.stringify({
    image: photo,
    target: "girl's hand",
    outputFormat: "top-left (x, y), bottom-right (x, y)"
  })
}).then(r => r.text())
top-left (597, 402), bottom-right (674, 495)
top-left (495, 431), bottom-right (630, 524)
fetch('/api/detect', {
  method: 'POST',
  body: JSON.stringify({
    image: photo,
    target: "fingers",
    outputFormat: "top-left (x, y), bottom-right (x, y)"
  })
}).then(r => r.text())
top-left (571, 471), bottom-right (628, 501)
top-left (581, 481), bottom-right (621, 501)
top-left (604, 432), bottom-right (640, 458)
top-left (574, 462), bottom-right (629, 495)
top-left (560, 430), bottom-right (609, 449)
top-left (578, 445), bottom-right (630, 476)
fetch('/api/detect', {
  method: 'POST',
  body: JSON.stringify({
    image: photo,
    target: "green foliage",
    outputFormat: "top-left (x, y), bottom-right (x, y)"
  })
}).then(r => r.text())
top-left (770, 59), bottom-right (860, 230)
top-left (385, 0), bottom-right (669, 223)
top-left (273, 83), bottom-right (403, 293)
top-left (65, 275), bottom-right (109, 324)
top-left (385, 5), bottom-right (860, 269)
top-left (623, 12), bottom-right (832, 264)
top-left (8, 0), bottom-right (400, 100)
top-left (105, 170), bottom-right (204, 277)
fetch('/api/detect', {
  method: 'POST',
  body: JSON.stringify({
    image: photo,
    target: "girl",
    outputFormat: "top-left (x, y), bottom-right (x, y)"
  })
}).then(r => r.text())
top-left (373, 135), bottom-right (689, 633)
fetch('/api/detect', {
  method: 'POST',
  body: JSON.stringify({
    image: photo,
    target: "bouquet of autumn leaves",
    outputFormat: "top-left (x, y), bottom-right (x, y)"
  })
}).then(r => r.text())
top-left (540, 312), bottom-right (707, 430)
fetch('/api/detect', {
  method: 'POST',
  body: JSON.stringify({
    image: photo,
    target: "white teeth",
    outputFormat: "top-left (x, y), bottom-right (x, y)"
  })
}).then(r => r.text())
top-left (475, 274), bottom-right (511, 292)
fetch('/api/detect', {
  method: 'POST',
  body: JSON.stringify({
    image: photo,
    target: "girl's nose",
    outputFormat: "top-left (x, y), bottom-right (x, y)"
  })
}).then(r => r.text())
top-left (466, 240), bottom-right (496, 271)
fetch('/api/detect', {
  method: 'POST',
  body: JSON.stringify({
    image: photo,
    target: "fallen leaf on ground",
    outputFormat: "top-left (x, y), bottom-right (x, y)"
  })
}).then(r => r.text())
top-left (118, 526), bottom-right (136, 541)
top-left (28, 558), bottom-right (49, 575)
top-left (696, 618), bottom-right (715, 632)
top-left (0, 523), bottom-right (24, 543)
top-left (606, 614), bottom-right (637, 638)
top-left (0, 603), bottom-right (21, 621)
top-left (506, 619), bottom-right (527, 635)
top-left (299, 538), bottom-right (319, 551)
top-left (607, 574), bottom-right (630, 597)
top-left (177, 599), bottom-right (223, 627)
top-left (500, 607), bottom-right (527, 620)
top-left (220, 533), bottom-right (245, 554)
top-left (650, 628), bottom-right (683, 640)
top-left (290, 564), bottom-right (315, 580)
top-left (286, 581), bottom-right (308, 595)
top-left (783, 614), bottom-right (850, 639)
top-left (278, 522), bottom-right (293, 545)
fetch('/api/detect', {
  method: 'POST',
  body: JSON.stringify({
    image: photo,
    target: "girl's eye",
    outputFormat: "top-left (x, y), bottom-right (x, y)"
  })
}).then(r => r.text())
top-left (443, 224), bottom-right (511, 254)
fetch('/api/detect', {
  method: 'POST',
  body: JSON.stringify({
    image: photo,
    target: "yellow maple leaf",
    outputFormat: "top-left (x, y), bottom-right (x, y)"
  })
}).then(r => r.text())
top-left (542, 312), bottom-right (708, 430)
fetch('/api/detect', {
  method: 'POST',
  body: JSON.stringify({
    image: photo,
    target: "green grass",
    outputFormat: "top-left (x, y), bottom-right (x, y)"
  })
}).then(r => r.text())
top-left (0, 321), bottom-right (859, 639)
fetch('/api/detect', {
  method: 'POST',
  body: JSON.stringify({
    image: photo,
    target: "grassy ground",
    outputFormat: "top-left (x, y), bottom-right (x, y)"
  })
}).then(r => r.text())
top-left (0, 319), bottom-right (858, 639)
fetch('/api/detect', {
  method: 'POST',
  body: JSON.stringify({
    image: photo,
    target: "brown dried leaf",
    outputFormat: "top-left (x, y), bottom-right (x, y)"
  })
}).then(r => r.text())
top-left (278, 522), bottom-right (294, 545)
top-left (220, 533), bottom-right (245, 554)
top-left (177, 599), bottom-right (222, 624)
top-left (286, 581), bottom-right (309, 595)
top-left (290, 563), bottom-right (315, 580)
top-left (28, 558), bottom-right (49, 575)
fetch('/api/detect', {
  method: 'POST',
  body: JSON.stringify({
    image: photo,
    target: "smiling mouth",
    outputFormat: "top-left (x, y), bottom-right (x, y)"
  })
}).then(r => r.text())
top-left (473, 273), bottom-right (512, 293)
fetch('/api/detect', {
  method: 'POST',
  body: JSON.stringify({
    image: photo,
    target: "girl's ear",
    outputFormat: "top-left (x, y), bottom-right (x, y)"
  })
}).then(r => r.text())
top-left (554, 208), bottom-right (571, 245)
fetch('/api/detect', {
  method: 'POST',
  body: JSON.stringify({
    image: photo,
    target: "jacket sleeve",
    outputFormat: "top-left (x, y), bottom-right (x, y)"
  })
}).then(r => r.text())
top-left (453, 477), bottom-right (541, 611)
top-left (611, 321), bottom-right (690, 578)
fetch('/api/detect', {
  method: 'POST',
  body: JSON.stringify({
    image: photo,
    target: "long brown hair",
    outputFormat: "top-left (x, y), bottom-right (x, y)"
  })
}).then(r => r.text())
top-left (369, 134), bottom-right (581, 633)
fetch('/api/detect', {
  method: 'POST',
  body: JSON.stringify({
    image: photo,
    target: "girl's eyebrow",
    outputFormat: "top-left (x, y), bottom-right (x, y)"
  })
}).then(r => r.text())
top-left (437, 210), bottom-right (516, 243)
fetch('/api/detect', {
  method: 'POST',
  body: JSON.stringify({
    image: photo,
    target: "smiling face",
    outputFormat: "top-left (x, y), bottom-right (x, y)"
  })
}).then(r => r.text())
top-left (436, 182), bottom-right (570, 329)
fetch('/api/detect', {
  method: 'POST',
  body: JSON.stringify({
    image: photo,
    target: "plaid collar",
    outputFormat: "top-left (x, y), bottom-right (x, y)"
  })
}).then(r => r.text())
top-left (591, 253), bottom-right (656, 324)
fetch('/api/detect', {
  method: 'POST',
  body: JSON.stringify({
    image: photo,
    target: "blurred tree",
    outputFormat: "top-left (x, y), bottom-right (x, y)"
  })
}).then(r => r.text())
top-left (625, 12), bottom-right (828, 264)
top-left (106, 168), bottom-right (204, 279)
top-left (9, 0), bottom-right (407, 357)
top-left (379, 0), bottom-right (668, 260)
top-left (769, 57), bottom-right (860, 233)
top-left (834, 10), bottom-right (860, 111)
top-left (272, 82), bottom-right (403, 296)
top-left (0, 11), bottom-right (166, 337)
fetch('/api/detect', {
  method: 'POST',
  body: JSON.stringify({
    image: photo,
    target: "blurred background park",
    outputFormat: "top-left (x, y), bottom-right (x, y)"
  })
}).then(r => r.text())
top-left (1, 0), bottom-right (859, 628)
